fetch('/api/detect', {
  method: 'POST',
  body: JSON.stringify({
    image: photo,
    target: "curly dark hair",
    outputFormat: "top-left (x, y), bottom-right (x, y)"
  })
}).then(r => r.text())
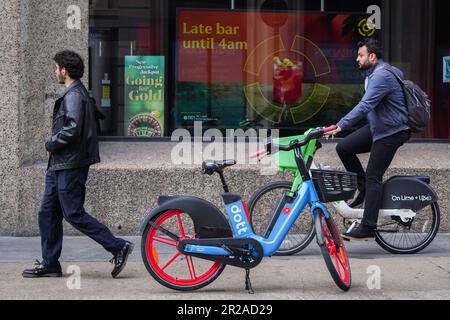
top-left (358, 38), bottom-right (383, 60)
top-left (53, 50), bottom-right (84, 79)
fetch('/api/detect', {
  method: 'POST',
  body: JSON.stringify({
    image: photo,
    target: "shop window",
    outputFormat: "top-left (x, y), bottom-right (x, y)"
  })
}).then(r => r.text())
top-left (89, 0), bottom-right (388, 137)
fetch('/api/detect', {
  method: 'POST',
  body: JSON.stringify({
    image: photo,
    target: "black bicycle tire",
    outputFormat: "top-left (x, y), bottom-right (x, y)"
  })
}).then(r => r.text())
top-left (375, 202), bottom-right (440, 254)
top-left (141, 212), bottom-right (226, 291)
top-left (248, 181), bottom-right (315, 256)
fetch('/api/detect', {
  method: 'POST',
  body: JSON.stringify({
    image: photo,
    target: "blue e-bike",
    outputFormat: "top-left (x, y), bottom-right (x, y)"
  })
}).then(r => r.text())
top-left (140, 126), bottom-right (356, 292)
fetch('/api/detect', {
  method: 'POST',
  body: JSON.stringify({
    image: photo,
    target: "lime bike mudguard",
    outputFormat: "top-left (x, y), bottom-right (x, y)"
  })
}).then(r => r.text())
top-left (381, 176), bottom-right (438, 212)
top-left (139, 195), bottom-right (233, 238)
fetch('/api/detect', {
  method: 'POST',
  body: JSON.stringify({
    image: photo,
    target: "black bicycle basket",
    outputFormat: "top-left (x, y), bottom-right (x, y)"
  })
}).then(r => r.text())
top-left (310, 170), bottom-right (357, 203)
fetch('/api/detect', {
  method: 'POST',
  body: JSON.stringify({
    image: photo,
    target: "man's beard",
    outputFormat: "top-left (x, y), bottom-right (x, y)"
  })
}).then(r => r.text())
top-left (358, 60), bottom-right (373, 71)
top-left (57, 74), bottom-right (66, 84)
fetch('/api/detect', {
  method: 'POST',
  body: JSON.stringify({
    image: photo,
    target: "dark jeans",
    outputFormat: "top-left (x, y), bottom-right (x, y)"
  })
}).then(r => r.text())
top-left (38, 166), bottom-right (126, 268)
top-left (336, 125), bottom-right (411, 227)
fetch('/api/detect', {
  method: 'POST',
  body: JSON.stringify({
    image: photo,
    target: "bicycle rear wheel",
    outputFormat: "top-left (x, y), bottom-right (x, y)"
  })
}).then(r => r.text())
top-left (248, 181), bottom-right (315, 256)
top-left (375, 202), bottom-right (440, 254)
top-left (141, 209), bottom-right (225, 291)
top-left (314, 208), bottom-right (351, 291)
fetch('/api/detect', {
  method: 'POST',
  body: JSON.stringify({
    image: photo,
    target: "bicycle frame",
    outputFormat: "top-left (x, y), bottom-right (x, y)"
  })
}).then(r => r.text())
top-left (332, 200), bottom-right (416, 220)
top-left (183, 148), bottom-right (331, 258)
top-left (183, 180), bottom-right (329, 257)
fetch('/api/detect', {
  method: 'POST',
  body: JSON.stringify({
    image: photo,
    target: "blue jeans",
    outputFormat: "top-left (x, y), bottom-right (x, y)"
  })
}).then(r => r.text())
top-left (38, 167), bottom-right (126, 268)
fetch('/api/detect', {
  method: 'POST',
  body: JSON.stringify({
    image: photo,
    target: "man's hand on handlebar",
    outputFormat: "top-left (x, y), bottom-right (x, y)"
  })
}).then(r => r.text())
top-left (324, 125), bottom-right (342, 140)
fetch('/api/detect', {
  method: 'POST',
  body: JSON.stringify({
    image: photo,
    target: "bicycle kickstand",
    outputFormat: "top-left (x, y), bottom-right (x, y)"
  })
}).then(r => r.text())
top-left (245, 269), bottom-right (255, 294)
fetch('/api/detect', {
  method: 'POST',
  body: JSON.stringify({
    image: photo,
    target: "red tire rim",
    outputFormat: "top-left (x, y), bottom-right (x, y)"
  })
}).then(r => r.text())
top-left (321, 215), bottom-right (351, 285)
top-left (145, 209), bottom-right (222, 287)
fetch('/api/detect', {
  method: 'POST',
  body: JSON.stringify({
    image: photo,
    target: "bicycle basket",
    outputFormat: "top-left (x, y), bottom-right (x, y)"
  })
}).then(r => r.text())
top-left (310, 170), bottom-right (357, 203)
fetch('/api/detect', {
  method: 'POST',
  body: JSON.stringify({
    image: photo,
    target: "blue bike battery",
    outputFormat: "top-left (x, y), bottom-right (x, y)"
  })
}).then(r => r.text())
top-left (222, 193), bottom-right (253, 238)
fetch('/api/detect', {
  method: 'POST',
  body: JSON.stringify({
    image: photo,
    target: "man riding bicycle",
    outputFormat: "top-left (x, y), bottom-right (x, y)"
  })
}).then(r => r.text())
top-left (327, 38), bottom-right (411, 241)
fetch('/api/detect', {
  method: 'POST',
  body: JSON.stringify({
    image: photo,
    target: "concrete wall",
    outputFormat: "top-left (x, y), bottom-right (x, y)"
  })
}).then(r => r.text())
top-left (0, 0), bottom-right (22, 236)
top-left (18, 0), bottom-right (89, 166)
top-left (0, 0), bottom-right (88, 235)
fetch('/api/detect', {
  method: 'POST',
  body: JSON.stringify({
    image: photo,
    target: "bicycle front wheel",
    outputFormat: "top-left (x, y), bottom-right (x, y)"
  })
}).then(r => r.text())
top-left (248, 181), bottom-right (315, 256)
top-left (314, 208), bottom-right (351, 291)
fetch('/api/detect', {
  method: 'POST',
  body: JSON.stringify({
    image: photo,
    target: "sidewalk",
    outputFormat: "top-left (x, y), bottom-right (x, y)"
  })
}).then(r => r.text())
top-left (1, 235), bottom-right (449, 300)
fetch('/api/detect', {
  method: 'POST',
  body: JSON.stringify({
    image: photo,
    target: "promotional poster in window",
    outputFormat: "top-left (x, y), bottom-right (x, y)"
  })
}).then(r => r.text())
top-left (124, 55), bottom-right (165, 137)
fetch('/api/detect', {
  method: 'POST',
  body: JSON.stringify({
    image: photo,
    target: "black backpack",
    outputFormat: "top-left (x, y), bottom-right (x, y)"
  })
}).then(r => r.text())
top-left (384, 66), bottom-right (431, 133)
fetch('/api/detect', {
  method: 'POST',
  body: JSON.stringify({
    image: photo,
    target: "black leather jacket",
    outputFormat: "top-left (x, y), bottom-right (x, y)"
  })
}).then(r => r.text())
top-left (46, 80), bottom-right (100, 171)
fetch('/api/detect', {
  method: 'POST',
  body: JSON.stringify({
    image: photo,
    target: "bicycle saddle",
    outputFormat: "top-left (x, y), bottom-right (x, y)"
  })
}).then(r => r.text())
top-left (202, 160), bottom-right (236, 175)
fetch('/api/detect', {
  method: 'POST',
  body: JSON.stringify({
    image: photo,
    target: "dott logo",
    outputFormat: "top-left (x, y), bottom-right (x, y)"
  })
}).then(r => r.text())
top-left (230, 204), bottom-right (248, 236)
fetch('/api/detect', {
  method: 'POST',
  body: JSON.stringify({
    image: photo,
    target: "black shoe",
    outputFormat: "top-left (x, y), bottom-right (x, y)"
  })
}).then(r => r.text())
top-left (22, 260), bottom-right (63, 278)
top-left (342, 223), bottom-right (376, 241)
top-left (110, 242), bottom-right (134, 278)
top-left (348, 191), bottom-right (365, 208)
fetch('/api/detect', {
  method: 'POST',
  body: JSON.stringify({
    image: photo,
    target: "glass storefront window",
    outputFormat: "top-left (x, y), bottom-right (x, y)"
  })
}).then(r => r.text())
top-left (89, 0), bottom-right (450, 139)
top-left (89, 0), bottom-right (168, 136)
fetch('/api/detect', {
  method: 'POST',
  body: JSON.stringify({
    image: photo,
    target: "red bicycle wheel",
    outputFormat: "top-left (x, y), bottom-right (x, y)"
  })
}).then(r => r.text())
top-left (314, 209), bottom-right (351, 291)
top-left (141, 209), bottom-right (225, 291)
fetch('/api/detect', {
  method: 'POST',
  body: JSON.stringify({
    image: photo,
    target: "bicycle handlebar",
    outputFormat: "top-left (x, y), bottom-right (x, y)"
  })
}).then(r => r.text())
top-left (277, 125), bottom-right (337, 151)
top-left (250, 125), bottom-right (337, 158)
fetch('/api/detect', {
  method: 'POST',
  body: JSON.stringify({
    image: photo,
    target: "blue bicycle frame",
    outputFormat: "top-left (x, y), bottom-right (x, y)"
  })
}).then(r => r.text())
top-left (183, 179), bottom-right (330, 257)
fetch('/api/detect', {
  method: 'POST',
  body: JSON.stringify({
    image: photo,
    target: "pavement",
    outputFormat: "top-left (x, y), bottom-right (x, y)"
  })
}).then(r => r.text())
top-left (1, 235), bottom-right (450, 300)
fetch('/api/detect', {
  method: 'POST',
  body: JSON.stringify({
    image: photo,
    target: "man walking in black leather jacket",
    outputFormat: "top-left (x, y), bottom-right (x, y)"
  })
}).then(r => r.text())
top-left (23, 51), bottom-right (133, 278)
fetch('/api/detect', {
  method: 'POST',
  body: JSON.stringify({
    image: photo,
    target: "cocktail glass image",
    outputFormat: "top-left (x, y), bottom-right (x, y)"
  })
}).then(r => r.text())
top-left (273, 57), bottom-right (304, 105)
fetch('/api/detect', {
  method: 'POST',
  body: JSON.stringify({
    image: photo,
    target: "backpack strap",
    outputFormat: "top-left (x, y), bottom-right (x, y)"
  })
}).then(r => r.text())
top-left (383, 65), bottom-right (405, 86)
top-left (382, 65), bottom-right (410, 123)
